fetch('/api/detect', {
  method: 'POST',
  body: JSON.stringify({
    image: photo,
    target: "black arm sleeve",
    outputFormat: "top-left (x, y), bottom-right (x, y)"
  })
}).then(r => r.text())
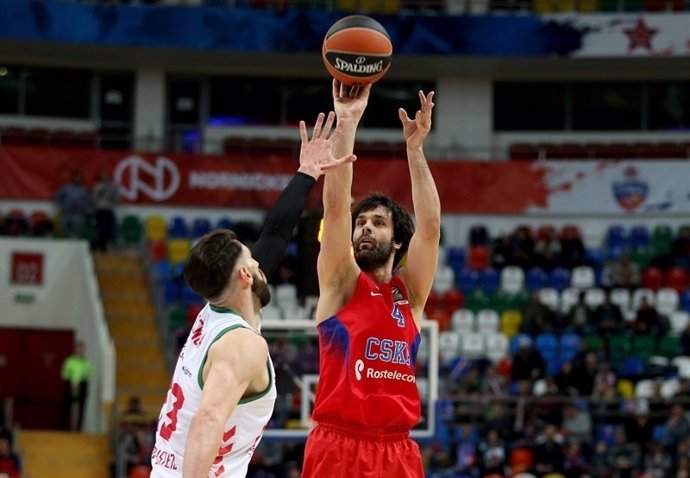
top-left (251, 171), bottom-right (316, 279)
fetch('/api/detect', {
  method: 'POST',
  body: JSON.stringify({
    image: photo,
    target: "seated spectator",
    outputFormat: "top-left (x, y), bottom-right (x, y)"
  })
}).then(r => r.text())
top-left (560, 227), bottom-right (586, 270)
top-left (115, 396), bottom-right (153, 477)
top-left (599, 259), bottom-right (616, 290)
top-left (671, 226), bottom-right (690, 269)
top-left (633, 297), bottom-right (668, 339)
top-left (511, 336), bottom-right (546, 382)
top-left (452, 424), bottom-right (480, 478)
top-left (521, 292), bottom-right (556, 336)
top-left (680, 322), bottom-right (690, 356)
top-left (532, 424), bottom-right (566, 477)
top-left (491, 235), bottom-right (512, 270)
top-left (561, 402), bottom-right (593, 448)
top-left (554, 361), bottom-right (580, 397)
top-left (534, 228), bottom-right (561, 271)
top-left (607, 427), bottom-right (639, 478)
top-left (507, 226), bottom-right (535, 270)
top-left (642, 441), bottom-right (672, 478)
top-left (624, 409), bottom-right (654, 464)
top-left (513, 403), bottom-right (546, 445)
top-left (476, 428), bottom-right (508, 476)
top-left (590, 371), bottom-right (621, 419)
top-left (610, 253), bottom-right (641, 290)
top-left (594, 290), bottom-right (625, 338)
top-left (572, 351), bottom-right (599, 396)
top-left (564, 291), bottom-right (595, 334)
top-left (662, 403), bottom-right (690, 454)
top-left (482, 400), bottom-right (514, 441)
top-left (480, 365), bottom-right (508, 397)
top-left (563, 438), bottom-right (589, 478)
top-left (673, 377), bottom-right (690, 407)
top-left (0, 430), bottom-right (20, 478)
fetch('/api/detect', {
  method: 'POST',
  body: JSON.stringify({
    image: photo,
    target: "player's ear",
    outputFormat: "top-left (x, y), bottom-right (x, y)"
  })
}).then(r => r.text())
top-left (393, 241), bottom-right (402, 250)
top-left (237, 265), bottom-right (252, 284)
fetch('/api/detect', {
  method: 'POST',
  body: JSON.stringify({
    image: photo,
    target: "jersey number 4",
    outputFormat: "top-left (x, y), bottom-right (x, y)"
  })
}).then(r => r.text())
top-left (391, 304), bottom-right (405, 328)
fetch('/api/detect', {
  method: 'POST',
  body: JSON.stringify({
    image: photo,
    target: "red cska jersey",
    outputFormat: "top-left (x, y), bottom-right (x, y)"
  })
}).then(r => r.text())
top-left (312, 272), bottom-right (421, 430)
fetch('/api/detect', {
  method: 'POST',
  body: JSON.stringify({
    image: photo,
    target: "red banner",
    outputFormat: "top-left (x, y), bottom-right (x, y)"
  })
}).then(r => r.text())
top-left (0, 146), bottom-right (554, 214)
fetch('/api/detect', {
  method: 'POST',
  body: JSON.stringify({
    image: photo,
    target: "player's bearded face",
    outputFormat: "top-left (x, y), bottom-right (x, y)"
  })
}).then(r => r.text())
top-left (251, 272), bottom-right (271, 308)
top-left (354, 234), bottom-right (394, 271)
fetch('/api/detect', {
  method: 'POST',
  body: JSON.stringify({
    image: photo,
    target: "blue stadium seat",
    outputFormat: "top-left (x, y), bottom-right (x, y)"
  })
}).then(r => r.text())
top-left (596, 425), bottom-right (618, 446)
top-left (535, 332), bottom-right (558, 355)
top-left (629, 225), bottom-right (650, 249)
top-left (456, 268), bottom-right (478, 295)
top-left (559, 332), bottom-right (581, 362)
top-left (151, 259), bottom-right (172, 282)
top-left (446, 246), bottom-right (466, 274)
top-left (478, 267), bottom-right (500, 294)
top-left (216, 217), bottom-right (235, 231)
top-left (191, 218), bottom-right (212, 238)
top-left (510, 333), bottom-right (532, 355)
top-left (163, 278), bottom-right (181, 306)
top-left (606, 225), bottom-right (627, 253)
top-left (525, 267), bottom-right (548, 292)
top-left (183, 285), bottom-right (205, 307)
top-left (680, 290), bottom-right (690, 313)
top-left (619, 357), bottom-right (645, 379)
top-left (549, 267), bottom-right (571, 292)
top-left (168, 216), bottom-right (189, 238)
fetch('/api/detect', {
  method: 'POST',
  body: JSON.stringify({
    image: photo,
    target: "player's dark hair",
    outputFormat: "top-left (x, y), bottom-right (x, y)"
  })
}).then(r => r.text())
top-left (184, 229), bottom-right (243, 301)
top-left (352, 192), bottom-right (415, 269)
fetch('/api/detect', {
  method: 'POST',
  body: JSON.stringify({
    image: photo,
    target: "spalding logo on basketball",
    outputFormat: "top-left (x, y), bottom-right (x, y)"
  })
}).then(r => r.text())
top-left (322, 15), bottom-right (393, 86)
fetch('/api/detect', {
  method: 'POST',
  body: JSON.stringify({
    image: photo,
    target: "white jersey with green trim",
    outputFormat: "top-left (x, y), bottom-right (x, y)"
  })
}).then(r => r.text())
top-left (151, 303), bottom-right (276, 478)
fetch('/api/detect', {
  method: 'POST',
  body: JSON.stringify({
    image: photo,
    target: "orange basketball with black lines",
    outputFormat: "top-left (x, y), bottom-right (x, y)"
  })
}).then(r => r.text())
top-left (322, 15), bottom-right (393, 86)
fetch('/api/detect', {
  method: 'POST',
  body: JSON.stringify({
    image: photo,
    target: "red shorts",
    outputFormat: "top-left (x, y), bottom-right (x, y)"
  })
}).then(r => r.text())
top-left (301, 422), bottom-right (424, 478)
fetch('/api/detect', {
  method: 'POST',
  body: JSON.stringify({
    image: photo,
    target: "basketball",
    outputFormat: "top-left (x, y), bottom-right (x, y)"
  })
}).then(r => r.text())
top-left (322, 15), bottom-right (393, 86)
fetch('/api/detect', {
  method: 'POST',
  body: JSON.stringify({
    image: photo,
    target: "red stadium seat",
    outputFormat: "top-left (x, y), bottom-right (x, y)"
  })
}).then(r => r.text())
top-left (443, 288), bottom-right (464, 314)
top-left (667, 267), bottom-right (689, 292)
top-left (424, 290), bottom-right (440, 314)
top-left (468, 245), bottom-right (491, 270)
top-left (642, 267), bottom-right (664, 291)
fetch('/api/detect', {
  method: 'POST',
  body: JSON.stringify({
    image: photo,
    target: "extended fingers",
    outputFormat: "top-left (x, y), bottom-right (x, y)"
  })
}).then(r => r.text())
top-left (299, 120), bottom-right (308, 144)
top-left (312, 112), bottom-right (325, 139)
top-left (321, 111), bottom-right (336, 138)
top-left (321, 154), bottom-right (357, 171)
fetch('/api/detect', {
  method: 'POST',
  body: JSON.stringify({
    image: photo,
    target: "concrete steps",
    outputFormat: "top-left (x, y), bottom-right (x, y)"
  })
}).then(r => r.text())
top-left (18, 430), bottom-right (110, 478)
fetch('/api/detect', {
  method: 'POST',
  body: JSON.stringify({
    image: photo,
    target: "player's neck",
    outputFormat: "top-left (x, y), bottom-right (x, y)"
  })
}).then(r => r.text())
top-left (364, 266), bottom-right (393, 285)
top-left (216, 292), bottom-right (259, 332)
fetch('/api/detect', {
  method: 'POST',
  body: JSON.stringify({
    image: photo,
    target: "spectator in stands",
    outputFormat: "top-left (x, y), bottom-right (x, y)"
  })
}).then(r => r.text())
top-left (610, 253), bottom-right (641, 290)
top-left (594, 289), bottom-right (625, 339)
top-left (671, 226), bottom-right (690, 269)
top-left (513, 403), bottom-right (546, 445)
top-left (452, 424), bottom-right (479, 478)
top-left (624, 409), bottom-right (654, 466)
top-left (642, 441), bottom-right (672, 478)
top-left (662, 403), bottom-right (690, 454)
top-left (559, 227), bottom-right (586, 270)
top-left (0, 430), bottom-right (20, 478)
top-left (590, 440), bottom-right (612, 478)
top-left (563, 438), bottom-right (588, 478)
top-left (633, 296), bottom-right (669, 339)
top-left (114, 397), bottom-right (152, 478)
top-left (532, 424), bottom-right (566, 477)
top-left (481, 365), bottom-right (508, 397)
top-left (564, 291), bottom-right (595, 334)
top-left (673, 377), bottom-right (690, 407)
top-left (521, 292), bottom-right (556, 336)
top-left (561, 402), bottom-right (593, 449)
top-left (508, 226), bottom-right (535, 270)
top-left (590, 362), bottom-right (621, 419)
top-left (600, 258), bottom-right (616, 289)
top-left (483, 400), bottom-right (514, 441)
top-left (511, 336), bottom-right (546, 382)
top-left (554, 361), bottom-right (580, 397)
top-left (60, 340), bottom-right (93, 431)
top-left (607, 427), bottom-right (639, 478)
top-left (572, 351), bottom-right (599, 396)
top-left (91, 170), bottom-right (120, 251)
top-left (491, 234), bottom-right (512, 270)
top-left (54, 170), bottom-right (90, 239)
top-left (476, 428), bottom-right (508, 476)
top-left (534, 228), bottom-right (561, 271)
top-left (680, 323), bottom-right (690, 356)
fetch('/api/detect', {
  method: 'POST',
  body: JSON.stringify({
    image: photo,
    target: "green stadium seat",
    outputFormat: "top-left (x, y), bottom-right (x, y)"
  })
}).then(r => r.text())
top-left (632, 334), bottom-right (656, 360)
top-left (656, 335), bottom-right (680, 358)
top-left (120, 215), bottom-right (143, 244)
top-left (652, 224), bottom-right (673, 255)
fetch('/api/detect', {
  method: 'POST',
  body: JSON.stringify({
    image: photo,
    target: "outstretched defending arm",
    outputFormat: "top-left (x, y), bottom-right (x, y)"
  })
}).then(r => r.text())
top-left (252, 112), bottom-right (355, 279)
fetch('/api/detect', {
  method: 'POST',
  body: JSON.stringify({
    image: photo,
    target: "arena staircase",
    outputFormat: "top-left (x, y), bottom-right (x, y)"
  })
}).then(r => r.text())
top-left (94, 251), bottom-right (169, 420)
top-left (18, 430), bottom-right (110, 478)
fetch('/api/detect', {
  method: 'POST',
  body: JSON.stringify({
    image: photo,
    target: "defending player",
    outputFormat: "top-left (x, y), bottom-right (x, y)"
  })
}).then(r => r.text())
top-left (301, 81), bottom-right (441, 477)
top-left (150, 111), bottom-right (355, 478)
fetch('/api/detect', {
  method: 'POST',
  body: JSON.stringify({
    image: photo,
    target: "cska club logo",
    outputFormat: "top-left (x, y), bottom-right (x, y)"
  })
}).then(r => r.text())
top-left (613, 166), bottom-right (648, 212)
